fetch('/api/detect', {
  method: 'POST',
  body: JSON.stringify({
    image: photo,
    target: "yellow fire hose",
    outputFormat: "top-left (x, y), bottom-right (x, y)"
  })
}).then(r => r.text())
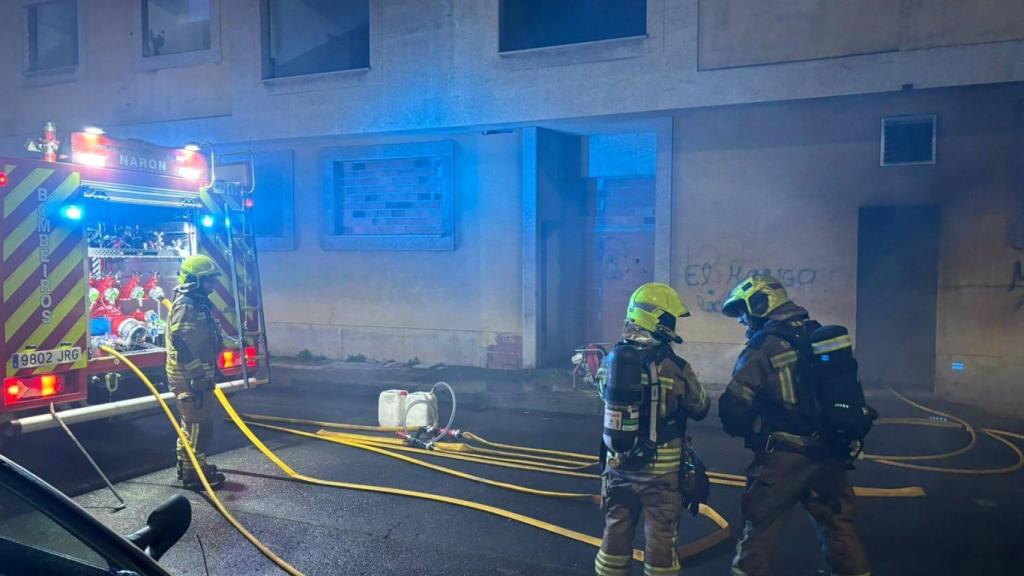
top-left (238, 419), bottom-right (732, 562)
top-left (105, 345), bottom-right (730, 572)
top-left (100, 346), bottom-right (304, 575)
top-left (238, 412), bottom-right (925, 498)
top-left (312, 431), bottom-right (603, 476)
top-left (876, 417), bottom-right (962, 429)
top-left (103, 336), bottom-right (1021, 576)
top-left (217, 392), bottom-right (732, 564)
top-left (339, 435), bottom-right (603, 477)
top-left (246, 421), bottom-right (599, 501)
top-left (863, 388), bottom-right (978, 462)
top-left (235, 412), bottom-right (404, 433)
top-left (306, 427), bottom-right (747, 487)
top-left (462, 430), bottom-right (603, 462)
top-left (864, 387), bottom-right (1024, 475)
top-left (303, 428), bottom-right (596, 469)
top-left (235, 412), bottom-right (600, 469)
top-left (329, 428), bottom-right (921, 497)
top-left (443, 443), bottom-right (596, 468)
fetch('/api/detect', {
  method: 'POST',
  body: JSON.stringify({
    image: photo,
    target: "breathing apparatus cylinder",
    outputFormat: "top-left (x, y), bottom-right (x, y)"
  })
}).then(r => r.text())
top-left (809, 325), bottom-right (876, 447)
top-left (601, 344), bottom-right (649, 463)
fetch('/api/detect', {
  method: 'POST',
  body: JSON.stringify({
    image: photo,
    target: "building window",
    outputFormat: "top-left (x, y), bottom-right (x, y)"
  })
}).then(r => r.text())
top-left (321, 141), bottom-right (455, 251)
top-left (881, 115), bottom-right (937, 166)
top-left (261, 0), bottom-right (370, 79)
top-left (24, 0), bottom-right (79, 74)
top-left (142, 0), bottom-right (211, 57)
top-left (498, 0), bottom-right (646, 52)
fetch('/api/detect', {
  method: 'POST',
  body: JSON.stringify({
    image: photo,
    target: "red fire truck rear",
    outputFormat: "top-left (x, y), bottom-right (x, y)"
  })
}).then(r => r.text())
top-left (0, 123), bottom-right (270, 442)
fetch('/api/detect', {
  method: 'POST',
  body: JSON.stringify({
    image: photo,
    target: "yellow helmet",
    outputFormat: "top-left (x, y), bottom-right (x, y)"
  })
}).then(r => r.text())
top-left (625, 283), bottom-right (690, 342)
top-left (179, 254), bottom-right (221, 285)
top-left (722, 274), bottom-right (790, 318)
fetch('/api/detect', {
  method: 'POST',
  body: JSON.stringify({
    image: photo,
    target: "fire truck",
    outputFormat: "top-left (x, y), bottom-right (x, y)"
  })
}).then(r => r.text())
top-left (0, 123), bottom-right (270, 442)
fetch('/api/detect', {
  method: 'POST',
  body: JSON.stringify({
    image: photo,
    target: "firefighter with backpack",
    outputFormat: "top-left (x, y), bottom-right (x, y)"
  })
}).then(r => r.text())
top-left (719, 274), bottom-right (876, 576)
top-left (596, 283), bottom-right (711, 576)
top-left (167, 254), bottom-right (228, 490)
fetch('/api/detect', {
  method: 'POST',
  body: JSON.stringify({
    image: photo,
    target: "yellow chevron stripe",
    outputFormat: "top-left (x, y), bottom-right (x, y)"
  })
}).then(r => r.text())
top-left (210, 290), bottom-right (235, 324)
top-left (17, 276), bottom-right (88, 352)
top-left (31, 319), bottom-right (87, 374)
top-left (3, 287), bottom-right (39, 343)
top-left (4, 216), bottom-right (37, 261)
top-left (4, 248), bottom-right (84, 342)
top-left (50, 172), bottom-right (81, 204)
top-left (3, 164), bottom-right (14, 174)
top-left (4, 172), bottom-right (82, 261)
top-left (3, 168), bottom-right (53, 218)
top-left (2, 226), bottom-right (72, 302)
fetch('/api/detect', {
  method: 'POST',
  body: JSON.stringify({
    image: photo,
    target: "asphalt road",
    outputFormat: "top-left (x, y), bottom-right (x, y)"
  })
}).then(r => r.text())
top-left (2, 383), bottom-right (1023, 575)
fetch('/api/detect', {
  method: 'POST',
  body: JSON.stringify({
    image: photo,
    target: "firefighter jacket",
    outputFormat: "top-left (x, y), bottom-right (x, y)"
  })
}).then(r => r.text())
top-left (166, 285), bottom-right (224, 385)
top-left (719, 302), bottom-right (824, 450)
top-left (605, 346), bottom-right (711, 480)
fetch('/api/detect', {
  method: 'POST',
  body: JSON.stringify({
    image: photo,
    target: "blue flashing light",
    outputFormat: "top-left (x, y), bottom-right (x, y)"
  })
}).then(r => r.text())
top-left (201, 215), bottom-right (215, 228)
top-left (819, 354), bottom-right (831, 363)
top-left (60, 204), bottom-right (83, 221)
top-left (224, 217), bottom-right (231, 228)
top-left (951, 362), bottom-right (965, 372)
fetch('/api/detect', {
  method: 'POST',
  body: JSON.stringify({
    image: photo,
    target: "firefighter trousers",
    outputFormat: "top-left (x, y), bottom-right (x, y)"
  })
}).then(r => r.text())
top-left (596, 472), bottom-right (681, 576)
top-left (732, 450), bottom-right (871, 576)
top-left (170, 375), bottom-right (214, 476)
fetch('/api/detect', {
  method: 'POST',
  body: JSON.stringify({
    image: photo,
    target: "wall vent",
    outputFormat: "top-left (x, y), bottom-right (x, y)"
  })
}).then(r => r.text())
top-left (880, 115), bottom-right (936, 166)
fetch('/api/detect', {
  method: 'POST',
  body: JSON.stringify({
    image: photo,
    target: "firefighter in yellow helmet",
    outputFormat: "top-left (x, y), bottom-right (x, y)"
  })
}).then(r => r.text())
top-left (167, 254), bottom-right (226, 490)
top-left (719, 275), bottom-right (870, 576)
top-left (595, 283), bottom-right (710, 576)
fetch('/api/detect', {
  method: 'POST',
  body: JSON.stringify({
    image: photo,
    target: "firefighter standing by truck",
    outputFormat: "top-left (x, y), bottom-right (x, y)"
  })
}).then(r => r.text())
top-left (718, 274), bottom-right (873, 576)
top-left (596, 283), bottom-right (710, 576)
top-left (167, 254), bottom-right (227, 490)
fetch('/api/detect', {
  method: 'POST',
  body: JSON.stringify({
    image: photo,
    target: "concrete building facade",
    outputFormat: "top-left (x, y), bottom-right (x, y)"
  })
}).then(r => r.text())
top-left (1, 0), bottom-right (1023, 415)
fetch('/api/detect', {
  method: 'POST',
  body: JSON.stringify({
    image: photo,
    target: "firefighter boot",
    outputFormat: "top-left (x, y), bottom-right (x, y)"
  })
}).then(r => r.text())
top-left (182, 464), bottom-right (226, 491)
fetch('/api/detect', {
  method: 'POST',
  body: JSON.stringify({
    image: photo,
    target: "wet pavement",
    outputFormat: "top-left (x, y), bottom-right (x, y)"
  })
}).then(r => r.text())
top-left (2, 382), bottom-right (1023, 575)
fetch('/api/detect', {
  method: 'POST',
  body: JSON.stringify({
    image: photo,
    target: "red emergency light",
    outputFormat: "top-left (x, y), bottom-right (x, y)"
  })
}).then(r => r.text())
top-left (217, 346), bottom-right (258, 375)
top-left (0, 171), bottom-right (8, 186)
top-left (3, 374), bottom-right (65, 406)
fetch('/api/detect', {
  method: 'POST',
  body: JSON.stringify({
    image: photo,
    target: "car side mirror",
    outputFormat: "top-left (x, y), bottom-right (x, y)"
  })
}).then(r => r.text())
top-left (126, 495), bottom-right (191, 561)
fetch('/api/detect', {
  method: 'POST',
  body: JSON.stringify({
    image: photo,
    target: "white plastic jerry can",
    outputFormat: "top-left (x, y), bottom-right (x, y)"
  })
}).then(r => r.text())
top-left (378, 389), bottom-right (409, 427)
top-left (405, 391), bottom-right (438, 429)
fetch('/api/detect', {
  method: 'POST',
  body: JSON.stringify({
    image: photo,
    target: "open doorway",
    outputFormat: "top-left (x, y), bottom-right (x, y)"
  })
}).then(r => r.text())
top-left (531, 128), bottom-right (658, 368)
top-left (583, 177), bottom-right (655, 345)
top-left (856, 205), bottom-right (940, 390)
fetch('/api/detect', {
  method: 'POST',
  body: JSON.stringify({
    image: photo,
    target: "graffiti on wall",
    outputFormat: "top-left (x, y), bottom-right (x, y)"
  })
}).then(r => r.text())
top-left (684, 243), bottom-right (822, 314)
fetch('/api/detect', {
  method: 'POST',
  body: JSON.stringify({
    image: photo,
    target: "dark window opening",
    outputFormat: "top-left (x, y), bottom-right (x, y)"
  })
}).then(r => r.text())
top-left (262, 0), bottom-right (369, 79)
top-left (498, 0), bottom-right (646, 52)
top-left (881, 115), bottom-right (936, 166)
top-left (142, 0), bottom-right (212, 57)
top-left (25, 0), bottom-right (79, 73)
